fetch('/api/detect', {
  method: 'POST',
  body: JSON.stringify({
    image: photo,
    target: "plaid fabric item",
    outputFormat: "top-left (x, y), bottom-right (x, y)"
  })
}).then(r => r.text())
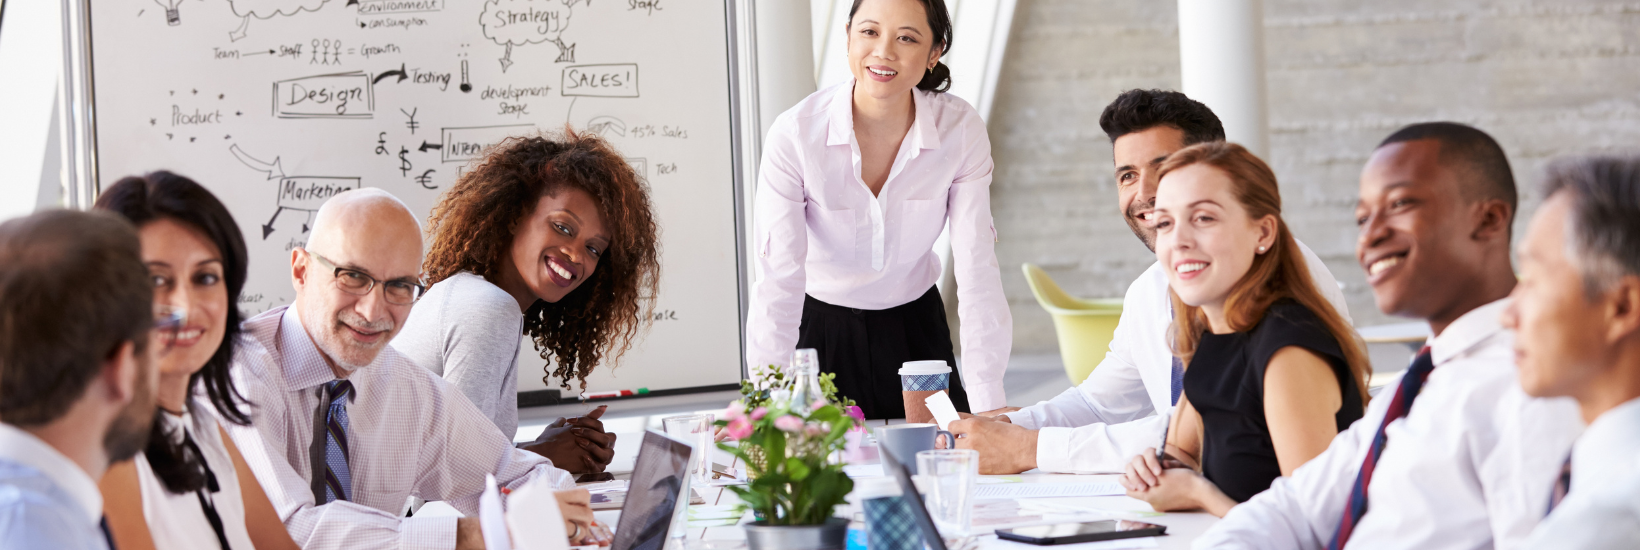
top-left (901, 373), bottom-right (950, 392)
top-left (865, 495), bottom-right (920, 550)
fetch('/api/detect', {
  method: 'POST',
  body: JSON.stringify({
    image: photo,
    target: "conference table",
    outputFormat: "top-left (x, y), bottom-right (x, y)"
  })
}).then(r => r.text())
top-left (579, 421), bottom-right (1220, 549)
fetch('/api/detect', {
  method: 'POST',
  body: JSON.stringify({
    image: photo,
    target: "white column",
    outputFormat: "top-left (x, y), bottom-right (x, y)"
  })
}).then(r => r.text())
top-left (754, 0), bottom-right (816, 143)
top-left (1177, 0), bottom-right (1269, 158)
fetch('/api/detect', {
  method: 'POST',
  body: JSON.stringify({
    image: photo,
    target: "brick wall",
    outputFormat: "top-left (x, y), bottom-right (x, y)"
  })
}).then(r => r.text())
top-left (989, 0), bottom-right (1640, 353)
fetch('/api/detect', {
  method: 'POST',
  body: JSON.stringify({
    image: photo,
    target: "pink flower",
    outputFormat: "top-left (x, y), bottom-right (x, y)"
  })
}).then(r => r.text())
top-left (845, 406), bottom-right (865, 423)
top-left (723, 417), bottom-right (753, 440)
top-left (722, 401), bottom-right (746, 421)
top-left (804, 422), bottom-right (828, 437)
top-left (812, 399), bottom-right (830, 411)
top-left (750, 407), bottom-right (768, 421)
top-left (774, 415), bottom-right (804, 433)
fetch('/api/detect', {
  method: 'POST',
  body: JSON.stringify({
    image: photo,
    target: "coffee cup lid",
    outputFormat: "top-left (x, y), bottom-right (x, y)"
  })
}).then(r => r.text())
top-left (899, 360), bottom-right (951, 376)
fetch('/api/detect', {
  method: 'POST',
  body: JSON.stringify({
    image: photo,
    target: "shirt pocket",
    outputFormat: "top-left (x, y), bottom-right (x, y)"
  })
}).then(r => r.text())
top-left (897, 199), bottom-right (947, 260)
top-left (806, 205), bottom-right (856, 263)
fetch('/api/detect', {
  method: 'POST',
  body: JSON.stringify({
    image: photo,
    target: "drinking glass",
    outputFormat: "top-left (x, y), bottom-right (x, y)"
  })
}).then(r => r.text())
top-left (917, 449), bottom-right (978, 533)
top-left (662, 414), bottom-right (715, 485)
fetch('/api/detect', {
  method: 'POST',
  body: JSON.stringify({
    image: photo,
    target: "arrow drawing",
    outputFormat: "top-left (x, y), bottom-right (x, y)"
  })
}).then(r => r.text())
top-left (373, 63), bottom-right (408, 84)
top-left (499, 43), bottom-right (513, 72)
top-left (230, 144), bottom-right (285, 180)
top-left (418, 141), bottom-right (443, 152)
top-left (262, 207), bottom-right (287, 239)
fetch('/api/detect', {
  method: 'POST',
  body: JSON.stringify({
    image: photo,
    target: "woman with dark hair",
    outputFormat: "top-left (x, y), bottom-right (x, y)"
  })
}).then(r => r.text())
top-left (394, 126), bottom-right (660, 479)
top-left (1119, 142), bottom-right (1369, 517)
top-left (94, 172), bottom-right (298, 550)
top-left (745, 0), bottom-right (1012, 419)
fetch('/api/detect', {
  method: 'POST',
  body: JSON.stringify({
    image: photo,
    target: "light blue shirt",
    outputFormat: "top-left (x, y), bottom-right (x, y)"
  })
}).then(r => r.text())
top-left (0, 424), bottom-right (110, 550)
top-left (1524, 397), bottom-right (1640, 549)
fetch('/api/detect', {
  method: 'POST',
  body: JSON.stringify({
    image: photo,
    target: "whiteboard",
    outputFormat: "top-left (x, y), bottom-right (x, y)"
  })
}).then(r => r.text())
top-left (74, 0), bottom-right (749, 400)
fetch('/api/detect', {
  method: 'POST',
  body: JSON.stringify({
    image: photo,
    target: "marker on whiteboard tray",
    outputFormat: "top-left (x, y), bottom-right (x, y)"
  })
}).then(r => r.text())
top-left (581, 387), bottom-right (649, 400)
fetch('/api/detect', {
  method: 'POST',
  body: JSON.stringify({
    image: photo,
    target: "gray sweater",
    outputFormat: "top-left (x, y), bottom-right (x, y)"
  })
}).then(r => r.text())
top-left (391, 272), bottom-right (525, 439)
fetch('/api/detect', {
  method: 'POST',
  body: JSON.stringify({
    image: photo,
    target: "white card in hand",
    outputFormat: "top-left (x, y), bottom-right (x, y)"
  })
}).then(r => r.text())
top-left (925, 390), bottom-right (961, 430)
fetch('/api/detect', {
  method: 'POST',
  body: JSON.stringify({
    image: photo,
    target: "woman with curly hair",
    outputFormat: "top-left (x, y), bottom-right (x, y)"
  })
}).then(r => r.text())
top-left (392, 127), bottom-right (660, 477)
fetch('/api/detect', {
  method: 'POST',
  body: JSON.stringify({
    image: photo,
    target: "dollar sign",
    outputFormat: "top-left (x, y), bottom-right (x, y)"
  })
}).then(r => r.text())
top-left (375, 132), bottom-right (388, 155)
top-left (398, 147), bottom-right (412, 177)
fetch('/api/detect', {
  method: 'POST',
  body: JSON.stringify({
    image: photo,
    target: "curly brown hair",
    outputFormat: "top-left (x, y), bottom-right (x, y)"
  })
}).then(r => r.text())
top-left (423, 126), bottom-right (661, 390)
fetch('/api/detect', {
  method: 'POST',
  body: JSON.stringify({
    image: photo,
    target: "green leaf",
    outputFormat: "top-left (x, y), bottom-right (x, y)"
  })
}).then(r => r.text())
top-left (784, 457), bottom-right (811, 481)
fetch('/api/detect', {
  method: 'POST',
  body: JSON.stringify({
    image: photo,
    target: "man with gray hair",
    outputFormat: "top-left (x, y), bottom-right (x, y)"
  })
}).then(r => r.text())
top-left (226, 189), bottom-right (599, 550)
top-left (1502, 155), bottom-right (1640, 549)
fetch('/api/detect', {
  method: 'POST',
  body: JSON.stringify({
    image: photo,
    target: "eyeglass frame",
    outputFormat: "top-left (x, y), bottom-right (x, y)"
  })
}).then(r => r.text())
top-left (151, 307), bottom-right (186, 358)
top-left (303, 249), bottom-right (426, 305)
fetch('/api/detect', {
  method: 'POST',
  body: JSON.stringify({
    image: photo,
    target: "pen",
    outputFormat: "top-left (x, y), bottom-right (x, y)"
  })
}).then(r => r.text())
top-left (581, 387), bottom-right (650, 400)
top-left (1156, 411), bottom-right (1171, 464)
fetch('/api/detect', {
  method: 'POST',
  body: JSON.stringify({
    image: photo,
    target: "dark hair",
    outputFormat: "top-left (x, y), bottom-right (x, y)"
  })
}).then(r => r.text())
top-left (0, 209), bottom-right (152, 427)
top-left (1099, 89), bottom-right (1226, 146)
top-left (1157, 142), bottom-right (1371, 404)
top-left (848, 0), bottom-right (954, 93)
top-left (96, 171), bottom-right (251, 494)
top-left (423, 127), bottom-right (661, 391)
top-left (1379, 122), bottom-right (1518, 221)
top-left (1541, 154), bottom-right (1640, 299)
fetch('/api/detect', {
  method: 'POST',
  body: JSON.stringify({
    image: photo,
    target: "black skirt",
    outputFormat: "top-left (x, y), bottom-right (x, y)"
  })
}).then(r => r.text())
top-left (797, 286), bottom-right (971, 420)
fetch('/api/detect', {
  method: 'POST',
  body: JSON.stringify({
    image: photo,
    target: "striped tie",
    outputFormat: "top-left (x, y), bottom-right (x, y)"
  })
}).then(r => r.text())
top-left (1327, 347), bottom-right (1434, 550)
top-left (1546, 454), bottom-right (1572, 515)
top-left (319, 380), bottom-right (354, 503)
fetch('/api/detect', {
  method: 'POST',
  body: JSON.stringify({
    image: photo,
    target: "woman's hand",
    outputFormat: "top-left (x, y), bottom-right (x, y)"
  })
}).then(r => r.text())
top-left (1118, 449), bottom-right (1237, 517)
top-left (525, 406), bottom-right (617, 474)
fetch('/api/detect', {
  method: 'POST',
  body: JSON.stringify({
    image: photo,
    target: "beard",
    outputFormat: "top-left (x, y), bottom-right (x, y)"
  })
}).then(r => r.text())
top-left (104, 356), bottom-right (157, 462)
top-left (307, 307), bottom-right (395, 373)
top-left (1124, 195), bottom-right (1158, 252)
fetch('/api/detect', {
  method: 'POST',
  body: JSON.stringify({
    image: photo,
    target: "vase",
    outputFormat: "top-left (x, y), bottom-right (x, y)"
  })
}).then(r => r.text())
top-left (743, 517), bottom-right (849, 550)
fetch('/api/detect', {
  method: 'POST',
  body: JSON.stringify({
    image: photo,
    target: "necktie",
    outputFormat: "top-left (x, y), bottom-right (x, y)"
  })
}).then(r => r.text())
top-left (1547, 454), bottom-right (1572, 515)
top-left (101, 516), bottom-right (118, 550)
top-left (1327, 346), bottom-right (1435, 550)
top-left (310, 380), bottom-right (354, 503)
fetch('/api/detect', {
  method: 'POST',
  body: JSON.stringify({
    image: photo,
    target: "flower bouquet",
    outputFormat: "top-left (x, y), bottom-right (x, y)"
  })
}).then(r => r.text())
top-left (716, 366), bottom-right (863, 529)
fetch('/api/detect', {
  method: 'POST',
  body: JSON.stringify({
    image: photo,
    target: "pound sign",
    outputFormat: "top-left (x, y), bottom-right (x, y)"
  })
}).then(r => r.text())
top-left (398, 147), bottom-right (412, 177)
top-left (375, 132), bottom-right (388, 155)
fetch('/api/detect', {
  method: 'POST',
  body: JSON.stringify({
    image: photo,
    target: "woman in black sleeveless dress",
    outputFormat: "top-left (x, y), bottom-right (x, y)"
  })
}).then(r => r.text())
top-left (1117, 142), bottom-right (1370, 517)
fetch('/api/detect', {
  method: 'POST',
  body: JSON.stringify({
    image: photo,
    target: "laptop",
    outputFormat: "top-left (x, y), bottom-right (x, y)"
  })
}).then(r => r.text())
top-left (610, 430), bottom-right (695, 550)
top-left (880, 445), bottom-right (949, 550)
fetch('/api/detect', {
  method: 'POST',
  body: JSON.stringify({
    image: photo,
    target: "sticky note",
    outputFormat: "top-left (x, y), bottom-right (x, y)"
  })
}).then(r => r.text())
top-left (925, 390), bottom-right (961, 430)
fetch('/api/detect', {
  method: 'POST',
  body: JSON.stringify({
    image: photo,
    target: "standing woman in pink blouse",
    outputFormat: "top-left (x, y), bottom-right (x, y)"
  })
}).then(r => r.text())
top-left (746, 0), bottom-right (1011, 419)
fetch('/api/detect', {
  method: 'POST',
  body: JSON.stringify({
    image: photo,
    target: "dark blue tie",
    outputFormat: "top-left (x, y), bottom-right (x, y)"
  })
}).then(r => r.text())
top-left (320, 380), bottom-right (353, 503)
top-left (1328, 347), bottom-right (1435, 549)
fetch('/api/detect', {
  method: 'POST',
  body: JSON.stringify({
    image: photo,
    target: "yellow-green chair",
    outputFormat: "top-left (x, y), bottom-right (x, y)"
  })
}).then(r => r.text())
top-left (1022, 264), bottom-right (1124, 385)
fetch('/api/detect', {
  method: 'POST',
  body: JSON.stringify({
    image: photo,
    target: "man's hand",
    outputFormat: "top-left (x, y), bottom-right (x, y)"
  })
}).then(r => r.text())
top-left (455, 517), bottom-right (485, 550)
top-left (553, 489), bottom-right (610, 546)
top-left (975, 406), bottom-right (1022, 417)
top-left (948, 417), bottom-right (1038, 474)
top-left (523, 406), bottom-right (617, 474)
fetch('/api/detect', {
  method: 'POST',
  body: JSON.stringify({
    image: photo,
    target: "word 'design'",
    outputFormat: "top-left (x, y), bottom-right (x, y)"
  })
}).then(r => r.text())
top-left (562, 64), bottom-right (638, 97)
top-left (441, 124), bottom-right (534, 163)
top-left (278, 177), bottom-right (361, 210)
top-left (273, 72), bottom-right (374, 119)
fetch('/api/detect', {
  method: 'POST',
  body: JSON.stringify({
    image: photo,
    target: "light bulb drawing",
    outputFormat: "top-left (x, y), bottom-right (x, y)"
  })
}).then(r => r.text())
top-left (154, 0), bottom-right (182, 26)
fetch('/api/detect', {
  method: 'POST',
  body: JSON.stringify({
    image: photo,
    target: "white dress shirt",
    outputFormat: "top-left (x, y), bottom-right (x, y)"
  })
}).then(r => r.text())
top-left (1522, 397), bottom-right (1640, 549)
top-left (1195, 299), bottom-right (1586, 550)
top-left (1002, 240), bottom-right (1348, 473)
top-left (746, 80), bottom-right (1013, 411)
top-left (133, 405), bottom-right (254, 550)
top-left (226, 306), bottom-right (574, 550)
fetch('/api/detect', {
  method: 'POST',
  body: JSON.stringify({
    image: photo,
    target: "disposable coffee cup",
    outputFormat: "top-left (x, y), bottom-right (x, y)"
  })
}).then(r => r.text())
top-left (899, 361), bottom-right (951, 423)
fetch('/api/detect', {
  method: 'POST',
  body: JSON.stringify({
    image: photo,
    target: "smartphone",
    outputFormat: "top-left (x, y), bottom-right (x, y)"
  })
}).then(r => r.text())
top-left (996, 520), bottom-right (1167, 545)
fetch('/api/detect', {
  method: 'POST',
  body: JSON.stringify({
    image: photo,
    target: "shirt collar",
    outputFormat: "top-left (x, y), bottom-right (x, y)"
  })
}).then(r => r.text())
top-left (1570, 396), bottom-right (1640, 492)
top-left (824, 79), bottom-right (942, 151)
top-left (0, 423), bottom-right (103, 524)
top-left (277, 305), bottom-right (347, 392)
top-left (1430, 298), bottom-right (1510, 365)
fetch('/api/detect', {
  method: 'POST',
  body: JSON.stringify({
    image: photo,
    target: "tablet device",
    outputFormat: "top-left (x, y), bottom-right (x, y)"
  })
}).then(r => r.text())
top-left (610, 430), bottom-right (694, 550)
top-left (996, 520), bottom-right (1167, 545)
top-left (880, 445), bottom-right (948, 550)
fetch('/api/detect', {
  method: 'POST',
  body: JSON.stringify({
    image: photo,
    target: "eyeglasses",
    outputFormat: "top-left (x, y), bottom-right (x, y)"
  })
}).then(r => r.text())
top-left (152, 306), bottom-right (186, 358)
top-left (306, 250), bottom-right (425, 305)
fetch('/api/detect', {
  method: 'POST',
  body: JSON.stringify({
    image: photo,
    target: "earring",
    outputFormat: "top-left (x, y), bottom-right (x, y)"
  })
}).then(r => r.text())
top-left (1257, 246), bottom-right (1266, 253)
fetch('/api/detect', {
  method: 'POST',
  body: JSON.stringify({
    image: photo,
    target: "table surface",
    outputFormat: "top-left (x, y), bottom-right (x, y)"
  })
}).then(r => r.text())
top-left (588, 435), bottom-right (1218, 549)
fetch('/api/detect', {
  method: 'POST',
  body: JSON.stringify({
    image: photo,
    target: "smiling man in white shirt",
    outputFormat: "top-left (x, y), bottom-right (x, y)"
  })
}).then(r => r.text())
top-left (1503, 155), bottom-right (1640, 550)
top-left (225, 189), bottom-right (597, 550)
top-left (1195, 123), bottom-right (1584, 550)
top-left (950, 89), bottom-right (1349, 474)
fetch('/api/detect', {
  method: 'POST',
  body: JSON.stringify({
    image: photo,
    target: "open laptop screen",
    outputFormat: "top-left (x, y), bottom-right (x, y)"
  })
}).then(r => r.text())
top-left (611, 430), bottom-right (693, 550)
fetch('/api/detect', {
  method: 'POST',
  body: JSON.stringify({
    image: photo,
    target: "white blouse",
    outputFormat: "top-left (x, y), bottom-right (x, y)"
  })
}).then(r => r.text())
top-left (746, 80), bottom-right (1013, 411)
top-left (134, 404), bottom-right (255, 550)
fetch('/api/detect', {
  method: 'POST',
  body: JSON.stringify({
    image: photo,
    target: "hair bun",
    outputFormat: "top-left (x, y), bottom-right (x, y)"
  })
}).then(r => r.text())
top-left (916, 61), bottom-right (952, 93)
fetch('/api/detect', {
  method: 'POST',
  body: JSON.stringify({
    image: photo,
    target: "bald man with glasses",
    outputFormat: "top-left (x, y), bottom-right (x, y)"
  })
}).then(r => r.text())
top-left (224, 189), bottom-right (603, 550)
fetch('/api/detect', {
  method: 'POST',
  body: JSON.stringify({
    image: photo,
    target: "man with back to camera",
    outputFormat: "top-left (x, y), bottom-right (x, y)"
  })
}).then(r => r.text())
top-left (1503, 155), bottom-right (1640, 549)
top-left (224, 188), bottom-right (602, 550)
top-left (948, 89), bottom-right (1350, 474)
top-left (1193, 122), bottom-right (1584, 550)
top-left (0, 210), bottom-right (164, 549)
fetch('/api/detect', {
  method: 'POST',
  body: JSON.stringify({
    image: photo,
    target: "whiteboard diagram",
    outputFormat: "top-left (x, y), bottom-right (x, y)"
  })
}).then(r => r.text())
top-left (77, 0), bottom-right (749, 398)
